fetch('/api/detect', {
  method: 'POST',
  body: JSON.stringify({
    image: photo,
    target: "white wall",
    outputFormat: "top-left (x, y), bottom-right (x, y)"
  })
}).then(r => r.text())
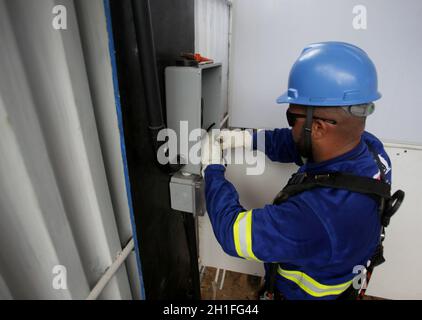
top-left (366, 145), bottom-right (422, 299)
top-left (195, 0), bottom-right (231, 116)
top-left (229, 0), bottom-right (422, 145)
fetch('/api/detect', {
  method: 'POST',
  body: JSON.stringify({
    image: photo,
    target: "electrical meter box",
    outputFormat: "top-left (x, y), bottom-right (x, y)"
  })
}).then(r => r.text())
top-left (165, 63), bottom-right (223, 175)
top-left (169, 172), bottom-right (205, 216)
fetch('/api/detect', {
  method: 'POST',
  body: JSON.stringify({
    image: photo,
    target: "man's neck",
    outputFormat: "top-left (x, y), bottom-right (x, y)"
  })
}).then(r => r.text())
top-left (313, 139), bottom-right (361, 163)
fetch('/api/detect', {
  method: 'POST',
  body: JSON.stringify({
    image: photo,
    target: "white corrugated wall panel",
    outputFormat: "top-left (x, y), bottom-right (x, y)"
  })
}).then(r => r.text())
top-left (74, 0), bottom-right (143, 300)
top-left (0, 0), bottom-right (142, 300)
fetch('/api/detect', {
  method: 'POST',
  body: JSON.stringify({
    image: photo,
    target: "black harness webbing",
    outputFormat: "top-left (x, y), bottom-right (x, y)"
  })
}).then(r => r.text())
top-left (273, 172), bottom-right (391, 207)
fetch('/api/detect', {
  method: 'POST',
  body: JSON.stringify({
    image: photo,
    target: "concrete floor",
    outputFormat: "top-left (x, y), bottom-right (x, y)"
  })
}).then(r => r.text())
top-left (200, 267), bottom-right (263, 300)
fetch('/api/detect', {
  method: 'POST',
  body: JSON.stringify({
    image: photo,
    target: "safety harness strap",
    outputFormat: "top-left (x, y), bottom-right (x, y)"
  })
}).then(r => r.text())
top-left (267, 164), bottom-right (404, 299)
top-left (303, 107), bottom-right (314, 161)
top-left (263, 142), bottom-right (405, 300)
top-left (273, 172), bottom-right (391, 208)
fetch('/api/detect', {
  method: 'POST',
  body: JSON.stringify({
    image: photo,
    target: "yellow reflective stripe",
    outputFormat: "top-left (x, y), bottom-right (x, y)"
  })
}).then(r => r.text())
top-left (233, 211), bottom-right (246, 257)
top-left (233, 210), bottom-right (262, 262)
top-left (278, 266), bottom-right (353, 297)
top-left (245, 211), bottom-right (260, 262)
top-left (283, 269), bottom-right (351, 290)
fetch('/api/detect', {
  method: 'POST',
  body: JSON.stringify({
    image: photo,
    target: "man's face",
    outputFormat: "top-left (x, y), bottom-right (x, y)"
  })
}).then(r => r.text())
top-left (287, 105), bottom-right (306, 143)
top-left (286, 105), bottom-right (308, 157)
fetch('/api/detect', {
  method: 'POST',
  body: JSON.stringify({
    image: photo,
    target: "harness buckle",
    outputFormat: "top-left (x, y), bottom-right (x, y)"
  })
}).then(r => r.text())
top-left (288, 173), bottom-right (307, 185)
top-left (314, 174), bottom-right (331, 181)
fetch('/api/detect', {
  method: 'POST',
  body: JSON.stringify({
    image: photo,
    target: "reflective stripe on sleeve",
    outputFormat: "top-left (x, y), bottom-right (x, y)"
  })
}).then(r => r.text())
top-left (278, 266), bottom-right (353, 297)
top-left (233, 210), bottom-right (261, 262)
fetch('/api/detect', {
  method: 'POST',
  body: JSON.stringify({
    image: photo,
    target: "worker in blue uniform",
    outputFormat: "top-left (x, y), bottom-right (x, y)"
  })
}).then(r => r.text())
top-left (201, 42), bottom-right (400, 300)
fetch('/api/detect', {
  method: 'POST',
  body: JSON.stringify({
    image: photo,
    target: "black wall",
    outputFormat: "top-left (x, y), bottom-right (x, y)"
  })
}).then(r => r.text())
top-left (109, 0), bottom-right (199, 300)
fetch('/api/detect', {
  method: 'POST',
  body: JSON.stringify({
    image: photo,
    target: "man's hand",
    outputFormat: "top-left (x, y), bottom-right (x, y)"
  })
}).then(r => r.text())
top-left (218, 129), bottom-right (253, 150)
top-left (201, 132), bottom-right (224, 176)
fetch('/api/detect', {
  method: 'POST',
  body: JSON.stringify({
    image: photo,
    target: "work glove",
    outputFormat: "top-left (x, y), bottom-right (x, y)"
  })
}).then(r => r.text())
top-left (218, 129), bottom-right (253, 150)
top-left (201, 132), bottom-right (225, 176)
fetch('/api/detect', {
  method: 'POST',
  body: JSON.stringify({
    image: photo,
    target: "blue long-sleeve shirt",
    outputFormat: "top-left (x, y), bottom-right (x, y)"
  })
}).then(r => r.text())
top-left (204, 129), bottom-right (390, 300)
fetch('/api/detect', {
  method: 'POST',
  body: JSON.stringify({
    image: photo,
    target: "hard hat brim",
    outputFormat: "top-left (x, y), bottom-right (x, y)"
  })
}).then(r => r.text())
top-left (276, 91), bottom-right (382, 106)
top-left (276, 92), bottom-right (292, 105)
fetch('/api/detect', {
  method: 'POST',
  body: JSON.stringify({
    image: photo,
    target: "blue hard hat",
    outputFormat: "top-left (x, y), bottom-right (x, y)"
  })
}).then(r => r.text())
top-left (277, 42), bottom-right (381, 106)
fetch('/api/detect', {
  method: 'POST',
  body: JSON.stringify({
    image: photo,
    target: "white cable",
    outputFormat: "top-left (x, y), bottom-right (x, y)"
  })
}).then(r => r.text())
top-left (86, 238), bottom-right (135, 300)
top-left (214, 268), bottom-right (220, 284)
top-left (219, 269), bottom-right (226, 290)
top-left (199, 265), bottom-right (206, 284)
top-left (220, 113), bottom-right (229, 128)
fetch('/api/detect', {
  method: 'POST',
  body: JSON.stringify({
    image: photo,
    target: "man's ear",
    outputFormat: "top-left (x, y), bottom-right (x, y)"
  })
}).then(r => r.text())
top-left (312, 119), bottom-right (327, 140)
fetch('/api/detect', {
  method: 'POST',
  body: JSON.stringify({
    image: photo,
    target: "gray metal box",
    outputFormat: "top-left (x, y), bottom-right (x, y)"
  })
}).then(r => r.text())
top-left (169, 172), bottom-right (205, 216)
top-left (165, 63), bottom-right (223, 175)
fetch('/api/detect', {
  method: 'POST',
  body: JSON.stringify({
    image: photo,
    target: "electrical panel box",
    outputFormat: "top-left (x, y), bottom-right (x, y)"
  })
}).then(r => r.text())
top-left (169, 172), bottom-right (205, 216)
top-left (165, 63), bottom-right (223, 175)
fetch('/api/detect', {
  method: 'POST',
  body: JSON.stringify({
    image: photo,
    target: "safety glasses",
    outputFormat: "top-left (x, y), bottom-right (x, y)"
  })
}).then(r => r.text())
top-left (286, 110), bottom-right (337, 127)
top-left (344, 103), bottom-right (375, 117)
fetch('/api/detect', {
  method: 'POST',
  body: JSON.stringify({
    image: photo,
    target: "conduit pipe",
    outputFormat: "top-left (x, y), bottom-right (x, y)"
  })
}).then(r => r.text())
top-left (86, 238), bottom-right (135, 300)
